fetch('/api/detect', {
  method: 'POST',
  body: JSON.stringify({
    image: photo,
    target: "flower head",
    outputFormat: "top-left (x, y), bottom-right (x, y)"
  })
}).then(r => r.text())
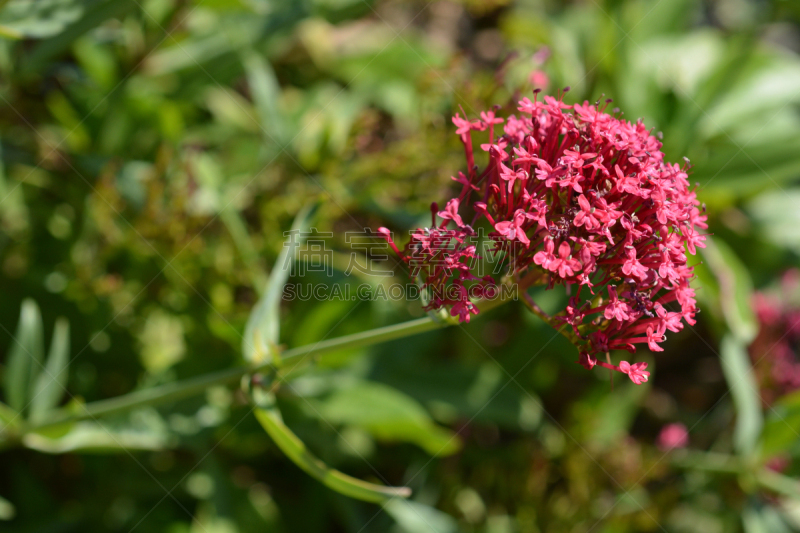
top-left (379, 89), bottom-right (707, 383)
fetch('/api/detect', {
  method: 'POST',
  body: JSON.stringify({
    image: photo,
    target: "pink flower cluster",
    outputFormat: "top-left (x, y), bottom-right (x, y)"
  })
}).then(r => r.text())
top-left (380, 91), bottom-right (707, 383)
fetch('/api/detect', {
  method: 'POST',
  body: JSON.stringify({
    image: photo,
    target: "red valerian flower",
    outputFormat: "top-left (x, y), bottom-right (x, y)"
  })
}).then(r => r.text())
top-left (380, 89), bottom-right (708, 384)
top-left (438, 199), bottom-right (465, 228)
top-left (495, 209), bottom-right (535, 247)
top-left (617, 360), bottom-right (651, 384)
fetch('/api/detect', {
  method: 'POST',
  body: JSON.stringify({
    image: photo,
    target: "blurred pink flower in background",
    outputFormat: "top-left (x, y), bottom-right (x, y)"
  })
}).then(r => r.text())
top-left (750, 269), bottom-right (800, 403)
top-left (765, 455), bottom-right (791, 473)
top-left (657, 423), bottom-right (689, 451)
top-left (528, 70), bottom-right (549, 90)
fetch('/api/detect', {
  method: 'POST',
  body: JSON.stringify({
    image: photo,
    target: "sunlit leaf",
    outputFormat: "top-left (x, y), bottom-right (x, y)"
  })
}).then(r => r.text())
top-left (760, 389), bottom-right (800, 459)
top-left (743, 502), bottom-right (792, 533)
top-left (746, 188), bottom-right (800, 255)
top-left (384, 499), bottom-right (459, 533)
top-left (720, 335), bottom-right (762, 457)
top-left (700, 237), bottom-right (758, 343)
top-left (699, 57), bottom-right (800, 141)
top-left (241, 50), bottom-right (286, 144)
top-left (253, 401), bottom-right (411, 504)
top-left (243, 204), bottom-right (315, 364)
top-left (0, 495), bottom-right (14, 521)
top-left (21, 0), bottom-right (135, 75)
top-left (0, 0), bottom-right (83, 40)
top-left (22, 409), bottom-right (173, 453)
top-left (0, 402), bottom-right (17, 430)
top-left (755, 470), bottom-right (800, 500)
top-left (3, 299), bottom-right (44, 413)
top-left (29, 317), bottom-right (69, 424)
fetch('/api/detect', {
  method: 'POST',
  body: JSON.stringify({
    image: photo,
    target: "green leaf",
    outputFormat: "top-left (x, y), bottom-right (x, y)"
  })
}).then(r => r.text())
top-left (375, 362), bottom-right (542, 432)
top-left (580, 377), bottom-right (650, 450)
top-left (625, 0), bottom-right (698, 39)
top-left (0, 495), bottom-right (14, 521)
top-left (760, 389), bottom-right (800, 458)
top-left (0, 401), bottom-right (18, 430)
top-left (0, 0), bottom-right (84, 40)
top-left (693, 138), bottom-right (800, 202)
top-left (21, 0), bottom-right (136, 75)
top-left (699, 57), bottom-right (800, 141)
top-left (755, 469), bottom-right (800, 500)
top-left (743, 502), bottom-right (791, 533)
top-left (72, 35), bottom-right (117, 90)
top-left (22, 422), bottom-right (171, 453)
top-left (29, 317), bottom-right (70, 424)
top-left (243, 204), bottom-right (315, 364)
top-left (253, 402), bottom-right (411, 504)
top-left (241, 50), bottom-right (286, 145)
top-left (317, 381), bottom-right (461, 456)
top-left (383, 499), bottom-right (459, 533)
top-left (21, 409), bottom-right (172, 454)
top-left (720, 335), bottom-right (762, 457)
top-left (746, 188), bottom-right (800, 255)
top-left (699, 237), bottom-right (758, 343)
top-left (3, 299), bottom-right (45, 413)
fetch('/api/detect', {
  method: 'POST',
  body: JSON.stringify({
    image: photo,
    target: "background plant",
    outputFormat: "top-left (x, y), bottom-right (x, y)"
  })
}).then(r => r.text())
top-left (1, 0), bottom-right (800, 531)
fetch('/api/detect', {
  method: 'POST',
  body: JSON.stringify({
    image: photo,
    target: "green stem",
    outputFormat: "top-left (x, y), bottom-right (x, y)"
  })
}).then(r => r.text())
top-left (671, 450), bottom-right (743, 475)
top-left (755, 468), bottom-right (800, 498)
top-left (21, 293), bottom-right (513, 435)
top-left (520, 289), bottom-right (577, 344)
top-left (671, 450), bottom-right (800, 498)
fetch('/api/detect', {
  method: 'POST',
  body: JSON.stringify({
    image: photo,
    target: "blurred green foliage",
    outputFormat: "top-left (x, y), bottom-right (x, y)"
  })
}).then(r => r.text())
top-left (1, 0), bottom-right (800, 531)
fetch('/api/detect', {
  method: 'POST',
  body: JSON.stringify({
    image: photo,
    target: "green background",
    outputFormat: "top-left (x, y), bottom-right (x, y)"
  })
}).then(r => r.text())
top-left (1, 0), bottom-right (800, 531)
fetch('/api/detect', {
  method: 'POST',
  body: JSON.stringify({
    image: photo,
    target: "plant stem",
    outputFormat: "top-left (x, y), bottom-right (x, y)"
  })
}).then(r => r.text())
top-left (22, 293), bottom-right (514, 434)
top-left (670, 450), bottom-right (743, 475)
top-left (671, 450), bottom-right (800, 498)
top-left (755, 468), bottom-right (800, 498)
top-left (520, 289), bottom-right (577, 344)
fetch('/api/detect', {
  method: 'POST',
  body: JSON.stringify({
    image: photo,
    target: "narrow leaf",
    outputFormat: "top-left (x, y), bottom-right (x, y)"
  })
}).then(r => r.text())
top-left (383, 499), bottom-right (459, 533)
top-left (22, 421), bottom-right (171, 454)
top-left (3, 299), bottom-right (44, 413)
top-left (760, 389), bottom-right (800, 458)
top-left (0, 402), bottom-right (18, 429)
top-left (720, 335), bottom-right (763, 457)
top-left (29, 318), bottom-right (70, 424)
top-left (755, 470), bottom-right (800, 501)
top-left (243, 204), bottom-right (315, 364)
top-left (254, 406), bottom-right (411, 503)
top-left (22, 408), bottom-right (172, 454)
top-left (22, 0), bottom-right (136, 76)
top-left (0, 0), bottom-right (84, 40)
top-left (242, 50), bottom-right (286, 145)
top-left (700, 237), bottom-right (758, 343)
top-left (0, 495), bottom-right (14, 521)
top-left (746, 188), bottom-right (800, 255)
